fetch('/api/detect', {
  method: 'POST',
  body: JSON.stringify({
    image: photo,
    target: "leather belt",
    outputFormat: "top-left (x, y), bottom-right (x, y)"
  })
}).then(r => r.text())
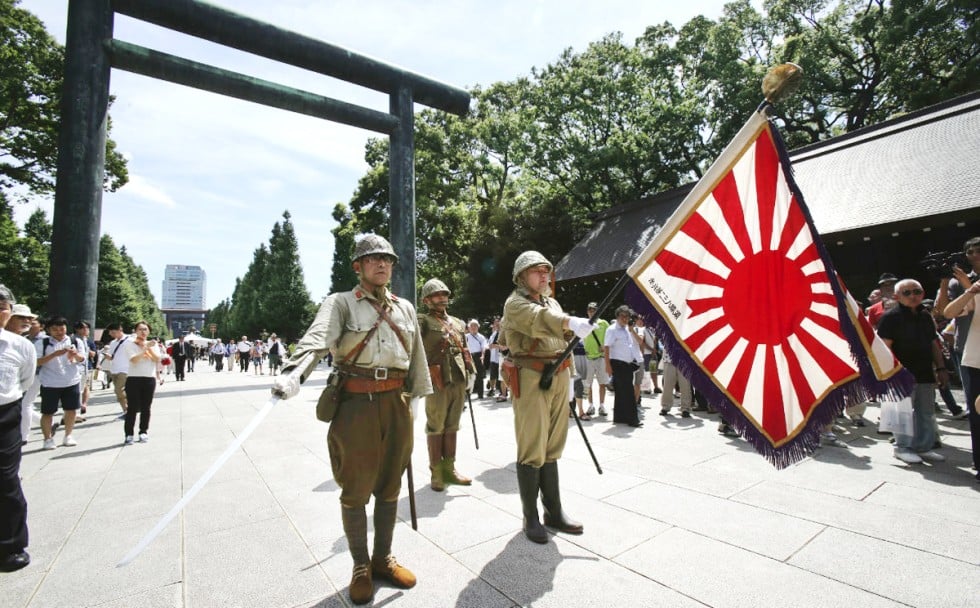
top-left (343, 377), bottom-right (405, 394)
top-left (512, 357), bottom-right (572, 374)
top-left (336, 365), bottom-right (408, 380)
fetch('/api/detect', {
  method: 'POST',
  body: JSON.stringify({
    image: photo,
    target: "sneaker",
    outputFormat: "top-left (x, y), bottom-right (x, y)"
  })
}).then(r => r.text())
top-left (62, 435), bottom-right (77, 447)
top-left (917, 450), bottom-right (946, 463)
top-left (42, 438), bottom-right (56, 450)
top-left (951, 411), bottom-right (969, 420)
top-left (659, 409), bottom-right (670, 416)
top-left (124, 435), bottom-right (134, 445)
top-left (586, 406), bottom-right (596, 416)
top-left (653, 387), bottom-right (662, 394)
top-left (681, 411), bottom-right (692, 418)
top-left (718, 423), bottom-right (737, 437)
top-left (138, 433), bottom-right (148, 443)
top-left (894, 449), bottom-right (922, 464)
top-left (597, 407), bottom-right (608, 417)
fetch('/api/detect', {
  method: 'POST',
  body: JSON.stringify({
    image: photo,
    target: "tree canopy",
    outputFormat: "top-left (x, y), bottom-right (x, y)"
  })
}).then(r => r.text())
top-left (343, 0), bottom-right (977, 322)
top-left (1, 0), bottom-right (128, 201)
top-left (207, 211), bottom-right (315, 342)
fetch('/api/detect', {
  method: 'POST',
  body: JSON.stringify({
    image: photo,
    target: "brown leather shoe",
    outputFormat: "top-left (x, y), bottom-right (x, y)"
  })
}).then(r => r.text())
top-left (372, 554), bottom-right (417, 588)
top-left (349, 563), bottom-right (374, 605)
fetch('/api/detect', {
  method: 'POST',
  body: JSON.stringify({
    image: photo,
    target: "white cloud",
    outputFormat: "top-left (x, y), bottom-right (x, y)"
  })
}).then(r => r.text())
top-left (122, 174), bottom-right (177, 208)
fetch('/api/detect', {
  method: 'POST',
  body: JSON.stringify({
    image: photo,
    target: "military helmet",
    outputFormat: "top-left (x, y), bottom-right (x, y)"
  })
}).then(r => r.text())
top-left (421, 278), bottom-right (451, 299)
top-left (352, 234), bottom-right (398, 262)
top-left (512, 250), bottom-right (553, 284)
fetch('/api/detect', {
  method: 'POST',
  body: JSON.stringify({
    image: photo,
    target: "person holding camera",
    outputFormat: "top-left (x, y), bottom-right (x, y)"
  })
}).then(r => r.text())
top-left (941, 238), bottom-right (980, 481)
top-left (35, 316), bottom-right (86, 450)
top-left (605, 305), bottom-right (645, 427)
top-left (118, 321), bottom-right (162, 445)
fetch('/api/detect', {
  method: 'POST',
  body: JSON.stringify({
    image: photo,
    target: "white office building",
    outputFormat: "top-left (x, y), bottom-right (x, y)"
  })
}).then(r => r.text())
top-left (162, 265), bottom-right (207, 309)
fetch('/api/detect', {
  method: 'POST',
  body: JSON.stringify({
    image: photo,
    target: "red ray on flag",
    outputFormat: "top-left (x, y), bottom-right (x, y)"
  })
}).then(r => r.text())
top-left (626, 109), bottom-right (912, 467)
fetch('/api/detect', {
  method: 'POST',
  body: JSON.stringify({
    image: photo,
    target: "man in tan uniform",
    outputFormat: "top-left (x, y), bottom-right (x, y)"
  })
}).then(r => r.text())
top-left (500, 251), bottom-right (596, 543)
top-left (272, 234), bottom-right (432, 605)
top-left (417, 278), bottom-right (476, 491)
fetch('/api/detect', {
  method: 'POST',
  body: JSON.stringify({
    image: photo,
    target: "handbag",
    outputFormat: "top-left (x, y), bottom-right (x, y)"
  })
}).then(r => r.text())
top-left (878, 397), bottom-right (913, 436)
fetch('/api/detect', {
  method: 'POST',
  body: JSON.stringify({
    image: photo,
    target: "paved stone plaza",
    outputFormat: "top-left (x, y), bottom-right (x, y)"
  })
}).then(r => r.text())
top-left (5, 363), bottom-right (978, 607)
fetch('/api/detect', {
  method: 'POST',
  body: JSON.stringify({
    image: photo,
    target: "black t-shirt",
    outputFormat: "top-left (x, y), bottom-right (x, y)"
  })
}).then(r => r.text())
top-left (877, 304), bottom-right (937, 383)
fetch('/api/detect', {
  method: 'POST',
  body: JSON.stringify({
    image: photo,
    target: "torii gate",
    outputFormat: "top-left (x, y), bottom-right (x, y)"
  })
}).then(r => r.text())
top-left (49, 0), bottom-right (471, 324)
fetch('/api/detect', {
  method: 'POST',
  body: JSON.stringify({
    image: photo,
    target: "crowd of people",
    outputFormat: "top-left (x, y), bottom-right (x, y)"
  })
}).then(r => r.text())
top-left (2, 233), bottom-right (977, 590)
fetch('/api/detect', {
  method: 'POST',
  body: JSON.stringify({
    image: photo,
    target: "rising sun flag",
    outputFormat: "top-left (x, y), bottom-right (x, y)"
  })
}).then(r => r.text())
top-left (625, 104), bottom-right (913, 468)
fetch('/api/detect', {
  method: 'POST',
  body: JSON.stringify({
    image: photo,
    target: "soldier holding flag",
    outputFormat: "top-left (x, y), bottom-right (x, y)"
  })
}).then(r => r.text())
top-left (500, 251), bottom-right (595, 543)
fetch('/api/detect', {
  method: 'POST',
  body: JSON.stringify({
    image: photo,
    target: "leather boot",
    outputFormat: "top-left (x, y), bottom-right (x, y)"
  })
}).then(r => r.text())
top-left (427, 434), bottom-right (445, 492)
top-left (442, 431), bottom-right (472, 485)
top-left (516, 464), bottom-right (548, 543)
top-left (539, 461), bottom-right (583, 534)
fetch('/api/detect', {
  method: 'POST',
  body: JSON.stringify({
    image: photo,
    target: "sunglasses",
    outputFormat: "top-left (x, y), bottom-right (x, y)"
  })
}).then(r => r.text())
top-left (900, 288), bottom-right (924, 297)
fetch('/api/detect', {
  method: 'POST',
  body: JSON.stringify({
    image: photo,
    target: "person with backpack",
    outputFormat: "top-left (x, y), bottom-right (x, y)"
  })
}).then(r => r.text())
top-left (35, 317), bottom-right (85, 449)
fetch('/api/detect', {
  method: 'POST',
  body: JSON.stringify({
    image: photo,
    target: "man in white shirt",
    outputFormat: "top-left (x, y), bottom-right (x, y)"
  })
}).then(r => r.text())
top-left (0, 285), bottom-right (37, 572)
top-left (604, 305), bottom-right (644, 427)
top-left (102, 323), bottom-right (131, 417)
top-left (35, 317), bottom-right (85, 449)
top-left (236, 336), bottom-right (251, 372)
top-left (465, 320), bottom-right (488, 399)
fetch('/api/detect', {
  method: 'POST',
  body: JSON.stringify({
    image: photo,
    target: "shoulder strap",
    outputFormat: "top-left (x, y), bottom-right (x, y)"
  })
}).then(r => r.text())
top-left (338, 315), bottom-right (385, 367)
top-left (111, 336), bottom-right (129, 357)
top-left (366, 298), bottom-right (411, 353)
top-left (43, 337), bottom-right (51, 354)
top-left (437, 316), bottom-right (473, 369)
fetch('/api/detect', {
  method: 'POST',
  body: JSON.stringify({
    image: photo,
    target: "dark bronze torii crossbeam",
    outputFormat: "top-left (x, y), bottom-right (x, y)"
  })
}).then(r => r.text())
top-left (50, 0), bottom-right (471, 323)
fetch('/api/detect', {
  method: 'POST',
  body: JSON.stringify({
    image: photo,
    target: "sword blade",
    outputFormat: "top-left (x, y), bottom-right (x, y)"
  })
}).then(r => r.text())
top-left (116, 395), bottom-right (281, 567)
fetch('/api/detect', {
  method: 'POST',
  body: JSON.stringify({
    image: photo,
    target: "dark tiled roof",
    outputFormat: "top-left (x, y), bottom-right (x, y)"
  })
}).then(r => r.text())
top-left (556, 93), bottom-right (980, 283)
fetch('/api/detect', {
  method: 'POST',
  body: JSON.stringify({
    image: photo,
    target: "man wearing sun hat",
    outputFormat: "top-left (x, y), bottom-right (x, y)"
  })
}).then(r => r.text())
top-left (868, 272), bottom-right (898, 329)
top-left (5, 304), bottom-right (38, 445)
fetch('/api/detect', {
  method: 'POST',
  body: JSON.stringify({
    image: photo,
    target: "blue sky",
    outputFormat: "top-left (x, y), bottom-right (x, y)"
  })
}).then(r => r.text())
top-left (21, 0), bottom-right (752, 305)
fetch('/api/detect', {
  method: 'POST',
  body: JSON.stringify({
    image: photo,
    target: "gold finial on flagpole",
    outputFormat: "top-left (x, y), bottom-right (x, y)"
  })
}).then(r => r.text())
top-left (762, 62), bottom-right (804, 105)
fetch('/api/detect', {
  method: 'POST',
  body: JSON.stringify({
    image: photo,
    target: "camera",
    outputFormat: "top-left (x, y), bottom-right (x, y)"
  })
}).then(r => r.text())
top-left (920, 251), bottom-right (965, 279)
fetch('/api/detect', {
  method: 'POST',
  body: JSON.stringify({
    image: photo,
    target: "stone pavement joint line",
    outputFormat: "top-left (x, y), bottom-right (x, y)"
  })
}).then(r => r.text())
top-left (8, 364), bottom-right (979, 607)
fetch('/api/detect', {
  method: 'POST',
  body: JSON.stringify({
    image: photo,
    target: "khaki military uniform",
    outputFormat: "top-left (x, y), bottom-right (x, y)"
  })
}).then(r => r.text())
top-left (501, 287), bottom-right (573, 468)
top-left (418, 312), bottom-right (471, 434)
top-left (284, 285), bottom-right (432, 508)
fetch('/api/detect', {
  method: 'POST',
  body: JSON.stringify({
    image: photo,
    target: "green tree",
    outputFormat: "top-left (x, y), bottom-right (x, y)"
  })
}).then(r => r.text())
top-left (95, 234), bottom-right (141, 328)
top-left (0, 193), bottom-right (22, 294)
top-left (340, 0), bottom-right (979, 323)
top-left (0, 0), bottom-right (128, 200)
top-left (118, 245), bottom-right (166, 336)
top-left (263, 211), bottom-right (314, 340)
top-left (15, 207), bottom-right (50, 313)
top-left (221, 211), bottom-right (315, 342)
top-left (329, 203), bottom-right (358, 294)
